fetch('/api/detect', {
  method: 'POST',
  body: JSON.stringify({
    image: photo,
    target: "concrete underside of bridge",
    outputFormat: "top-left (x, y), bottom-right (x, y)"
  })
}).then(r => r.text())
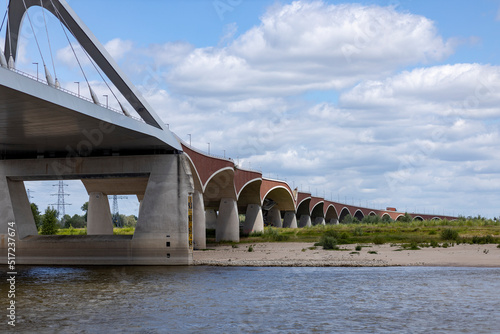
top-left (0, 154), bottom-right (194, 265)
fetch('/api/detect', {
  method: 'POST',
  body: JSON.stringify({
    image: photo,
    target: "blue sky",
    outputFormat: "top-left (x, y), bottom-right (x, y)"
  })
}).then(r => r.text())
top-left (2, 0), bottom-right (500, 218)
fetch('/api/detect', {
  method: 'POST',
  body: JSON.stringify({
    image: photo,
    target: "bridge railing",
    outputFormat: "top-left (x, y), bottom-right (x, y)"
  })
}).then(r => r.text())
top-left (8, 67), bottom-right (145, 123)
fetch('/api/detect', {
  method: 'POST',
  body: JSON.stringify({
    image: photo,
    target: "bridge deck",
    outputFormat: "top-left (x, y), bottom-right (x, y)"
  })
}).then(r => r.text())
top-left (0, 67), bottom-right (179, 159)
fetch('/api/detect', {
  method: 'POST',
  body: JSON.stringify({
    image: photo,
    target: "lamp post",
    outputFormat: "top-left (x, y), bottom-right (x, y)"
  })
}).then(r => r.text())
top-left (74, 82), bottom-right (80, 97)
top-left (207, 143), bottom-right (210, 155)
top-left (188, 134), bottom-right (191, 146)
top-left (32, 62), bottom-right (38, 81)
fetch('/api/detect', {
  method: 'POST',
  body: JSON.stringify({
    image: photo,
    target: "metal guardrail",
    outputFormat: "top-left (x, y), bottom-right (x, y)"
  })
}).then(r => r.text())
top-left (9, 67), bottom-right (145, 123)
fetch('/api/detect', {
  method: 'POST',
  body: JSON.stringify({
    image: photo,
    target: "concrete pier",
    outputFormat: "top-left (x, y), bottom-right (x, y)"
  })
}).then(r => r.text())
top-left (268, 207), bottom-right (282, 228)
top-left (298, 214), bottom-right (312, 228)
top-left (192, 190), bottom-right (206, 250)
top-left (87, 192), bottom-right (114, 235)
top-left (283, 211), bottom-right (297, 228)
top-left (205, 209), bottom-right (217, 229)
top-left (216, 198), bottom-right (240, 242)
top-left (243, 204), bottom-right (264, 234)
top-left (314, 217), bottom-right (326, 226)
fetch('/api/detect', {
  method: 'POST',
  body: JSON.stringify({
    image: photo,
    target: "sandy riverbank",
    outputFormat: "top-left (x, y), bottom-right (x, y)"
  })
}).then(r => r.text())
top-left (193, 242), bottom-right (500, 267)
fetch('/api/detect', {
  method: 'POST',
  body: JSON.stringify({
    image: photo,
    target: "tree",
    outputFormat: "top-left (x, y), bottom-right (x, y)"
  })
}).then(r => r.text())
top-left (30, 203), bottom-right (42, 230)
top-left (64, 214), bottom-right (86, 228)
top-left (81, 202), bottom-right (88, 221)
top-left (40, 207), bottom-right (58, 235)
top-left (123, 215), bottom-right (137, 228)
top-left (398, 212), bottom-right (413, 223)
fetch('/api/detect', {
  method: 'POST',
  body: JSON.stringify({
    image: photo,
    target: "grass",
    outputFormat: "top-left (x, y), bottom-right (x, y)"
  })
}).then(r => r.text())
top-left (55, 227), bottom-right (135, 236)
top-left (57, 218), bottom-right (500, 249)
top-left (234, 218), bottom-right (500, 246)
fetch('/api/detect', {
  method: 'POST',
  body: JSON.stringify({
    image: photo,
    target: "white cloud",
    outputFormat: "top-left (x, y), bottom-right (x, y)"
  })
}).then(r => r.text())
top-left (56, 43), bottom-right (91, 67)
top-left (141, 41), bottom-right (195, 67)
top-left (104, 38), bottom-right (133, 60)
top-left (165, 1), bottom-right (454, 98)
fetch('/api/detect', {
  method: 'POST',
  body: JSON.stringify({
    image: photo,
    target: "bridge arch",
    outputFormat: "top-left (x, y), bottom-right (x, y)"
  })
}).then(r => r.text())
top-left (4, 0), bottom-right (174, 131)
top-left (413, 216), bottom-right (424, 221)
top-left (354, 209), bottom-right (364, 221)
top-left (236, 178), bottom-right (262, 209)
top-left (339, 207), bottom-right (351, 223)
top-left (324, 204), bottom-right (339, 224)
top-left (182, 153), bottom-right (203, 192)
top-left (310, 200), bottom-right (325, 225)
top-left (203, 167), bottom-right (236, 209)
top-left (261, 186), bottom-right (295, 212)
top-left (381, 213), bottom-right (392, 222)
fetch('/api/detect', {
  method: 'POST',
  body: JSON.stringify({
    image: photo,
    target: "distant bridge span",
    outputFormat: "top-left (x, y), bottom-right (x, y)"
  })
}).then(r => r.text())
top-left (179, 142), bottom-right (457, 248)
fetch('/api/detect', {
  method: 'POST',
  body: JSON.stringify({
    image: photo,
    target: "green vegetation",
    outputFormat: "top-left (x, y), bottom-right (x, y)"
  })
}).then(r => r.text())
top-left (319, 235), bottom-right (339, 250)
top-left (441, 228), bottom-right (459, 241)
top-left (227, 217), bottom-right (500, 247)
top-left (30, 203), bottom-right (42, 230)
top-left (40, 207), bottom-right (58, 235)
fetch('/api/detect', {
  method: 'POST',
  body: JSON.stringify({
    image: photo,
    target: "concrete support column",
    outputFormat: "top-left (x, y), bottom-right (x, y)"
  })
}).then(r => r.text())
top-left (87, 192), bottom-right (114, 235)
top-left (314, 217), bottom-right (326, 226)
top-left (216, 198), bottom-right (239, 242)
top-left (0, 177), bottom-right (37, 239)
top-left (329, 218), bottom-right (339, 225)
top-left (283, 211), bottom-right (297, 228)
top-left (205, 209), bottom-right (217, 229)
top-left (243, 204), bottom-right (264, 234)
top-left (298, 214), bottom-right (312, 228)
top-left (192, 190), bottom-right (206, 250)
top-left (268, 207), bottom-right (282, 228)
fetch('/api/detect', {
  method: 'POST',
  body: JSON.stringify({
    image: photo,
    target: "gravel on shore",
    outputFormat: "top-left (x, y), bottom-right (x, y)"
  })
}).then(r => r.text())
top-left (193, 242), bottom-right (500, 267)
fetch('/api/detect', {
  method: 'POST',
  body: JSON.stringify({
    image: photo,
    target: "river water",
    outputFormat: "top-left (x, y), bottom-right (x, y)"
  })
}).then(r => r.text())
top-left (5, 266), bottom-right (500, 333)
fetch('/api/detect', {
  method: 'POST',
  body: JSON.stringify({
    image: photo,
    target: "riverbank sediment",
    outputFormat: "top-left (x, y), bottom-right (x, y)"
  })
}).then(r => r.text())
top-left (193, 242), bottom-right (500, 267)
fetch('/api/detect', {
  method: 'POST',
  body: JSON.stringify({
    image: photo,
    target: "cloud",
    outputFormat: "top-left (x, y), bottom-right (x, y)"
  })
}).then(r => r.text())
top-left (165, 1), bottom-right (454, 98)
top-left (56, 43), bottom-right (91, 67)
top-left (104, 38), bottom-right (133, 60)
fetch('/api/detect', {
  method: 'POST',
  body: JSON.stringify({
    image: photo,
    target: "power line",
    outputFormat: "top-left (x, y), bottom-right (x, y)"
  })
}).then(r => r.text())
top-left (50, 181), bottom-right (71, 220)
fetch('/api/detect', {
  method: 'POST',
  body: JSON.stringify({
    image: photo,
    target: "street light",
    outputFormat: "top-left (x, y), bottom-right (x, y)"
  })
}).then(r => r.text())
top-left (32, 62), bottom-right (38, 81)
top-left (74, 82), bottom-right (80, 97)
top-left (207, 143), bottom-right (210, 155)
top-left (187, 134), bottom-right (191, 146)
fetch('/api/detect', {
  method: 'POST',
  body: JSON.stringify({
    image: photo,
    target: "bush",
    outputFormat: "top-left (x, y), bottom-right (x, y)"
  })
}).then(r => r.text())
top-left (341, 214), bottom-right (359, 224)
top-left (320, 235), bottom-right (339, 250)
top-left (353, 226), bottom-right (363, 236)
top-left (248, 245), bottom-right (254, 252)
top-left (324, 229), bottom-right (339, 238)
top-left (441, 228), bottom-right (459, 241)
top-left (372, 235), bottom-right (386, 245)
top-left (472, 235), bottom-right (495, 244)
top-left (355, 245), bottom-right (362, 251)
top-left (40, 207), bottom-right (58, 235)
top-left (263, 227), bottom-right (289, 241)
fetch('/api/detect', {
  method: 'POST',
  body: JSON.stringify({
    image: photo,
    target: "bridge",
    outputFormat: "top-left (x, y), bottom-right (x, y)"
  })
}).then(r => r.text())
top-left (180, 140), bottom-right (456, 249)
top-left (0, 0), bottom-right (456, 265)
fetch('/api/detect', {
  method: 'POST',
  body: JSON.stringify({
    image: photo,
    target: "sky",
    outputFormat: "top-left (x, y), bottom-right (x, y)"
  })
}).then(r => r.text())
top-left (2, 0), bottom-right (500, 218)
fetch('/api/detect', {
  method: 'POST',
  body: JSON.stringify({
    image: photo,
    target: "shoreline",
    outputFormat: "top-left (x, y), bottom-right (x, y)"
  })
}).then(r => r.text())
top-left (193, 242), bottom-right (500, 267)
